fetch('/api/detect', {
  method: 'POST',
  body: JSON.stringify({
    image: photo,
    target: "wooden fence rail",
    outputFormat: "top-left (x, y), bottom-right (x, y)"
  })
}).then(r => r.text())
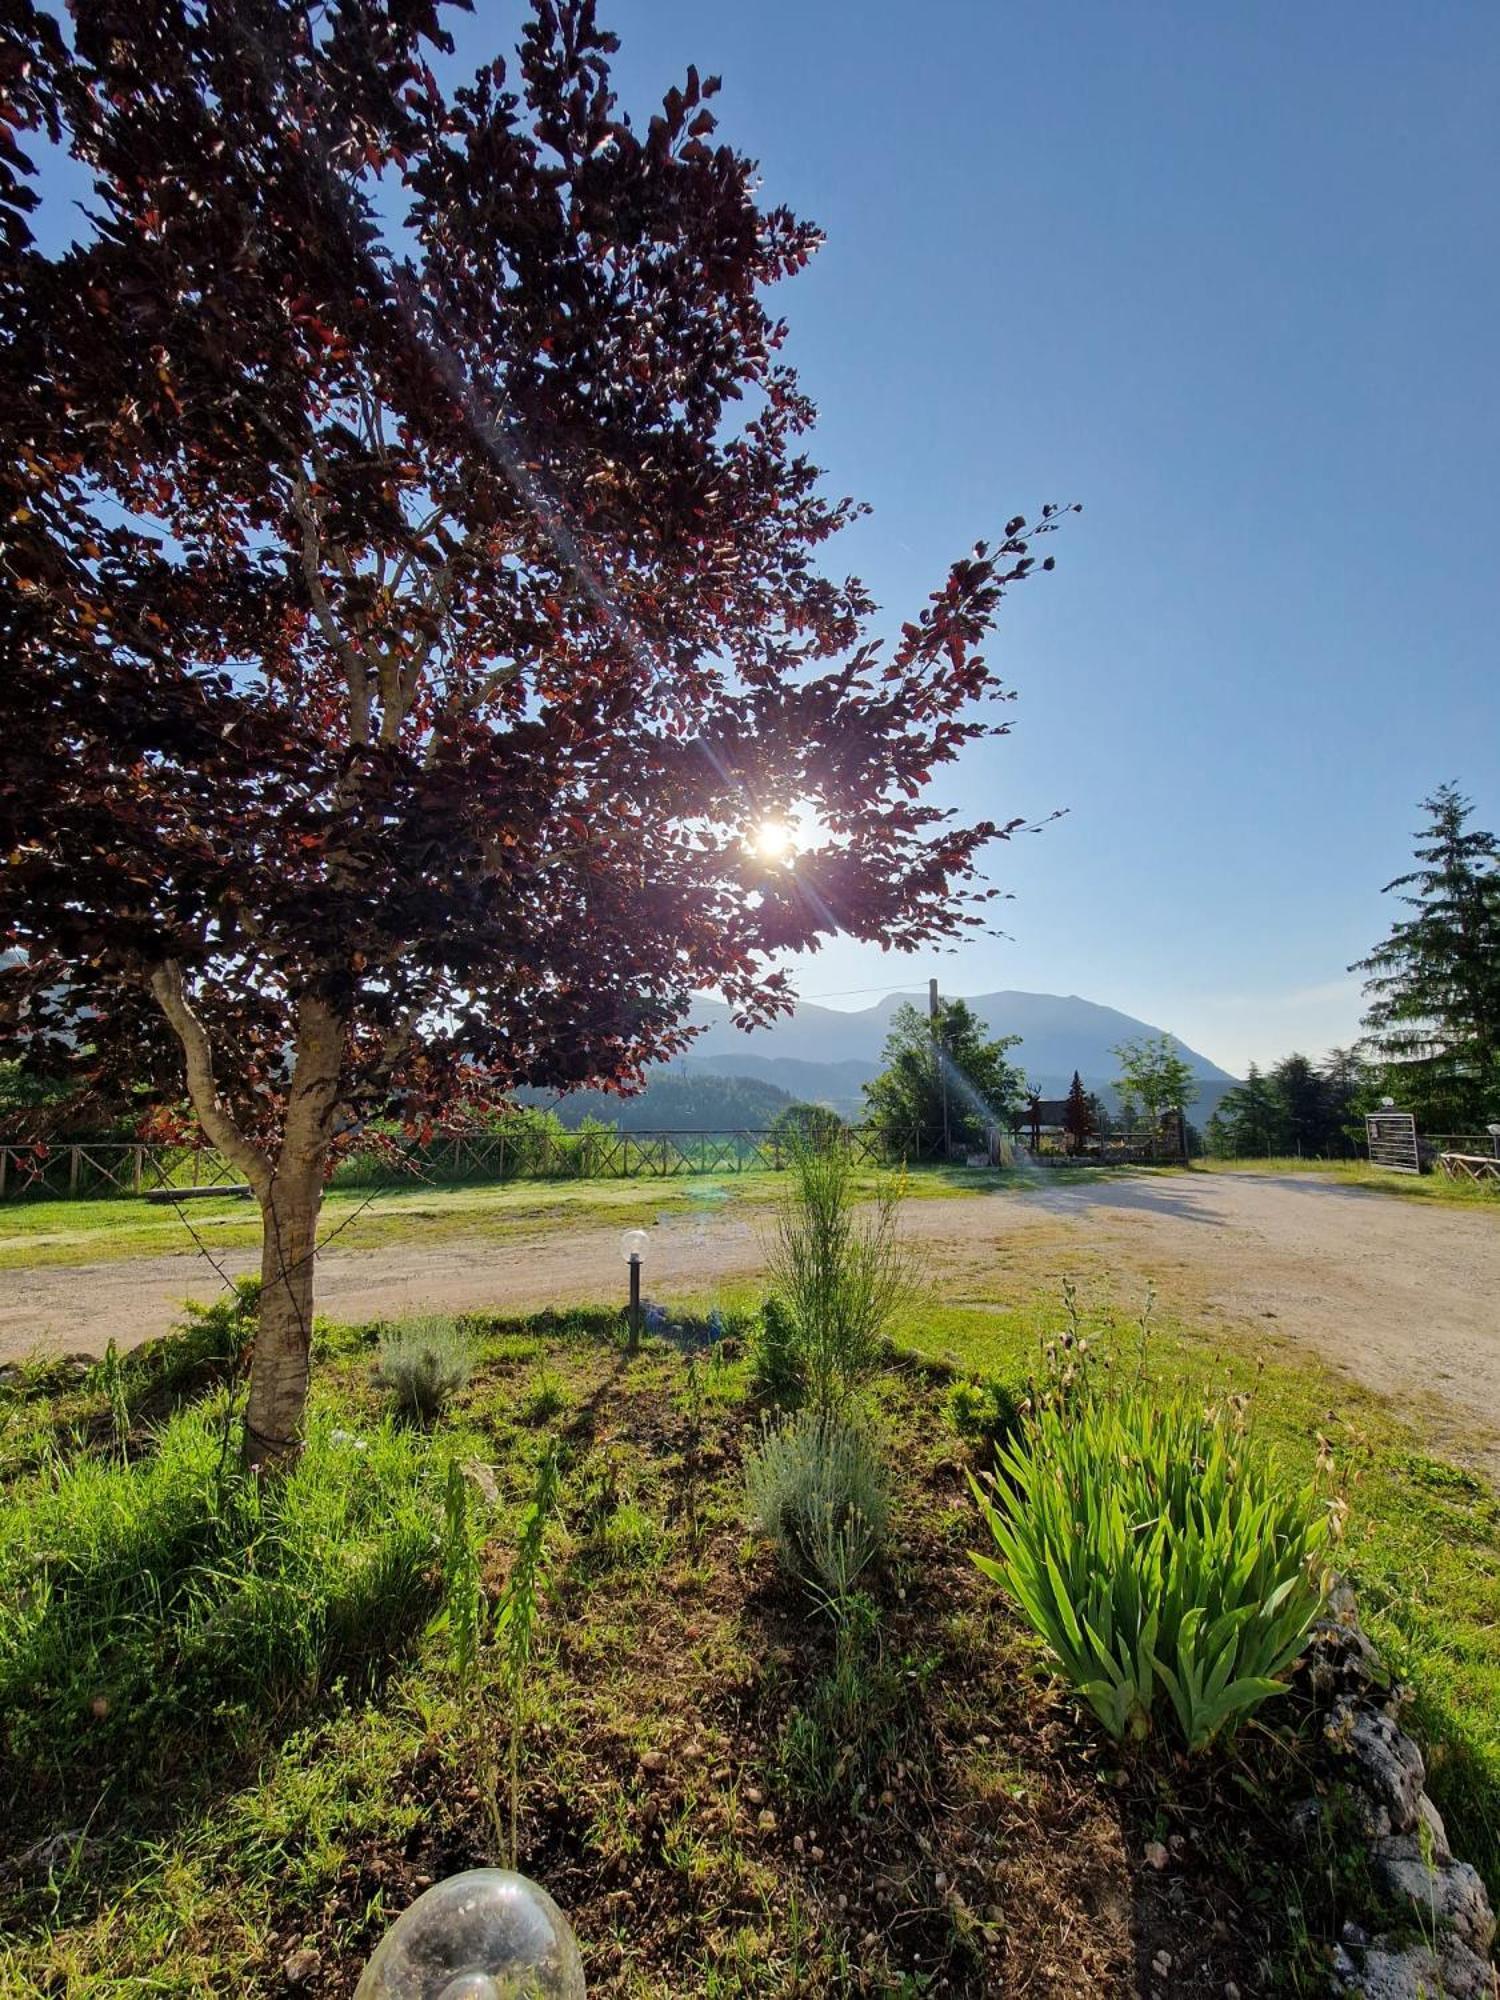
top-left (0, 1128), bottom-right (899, 1203)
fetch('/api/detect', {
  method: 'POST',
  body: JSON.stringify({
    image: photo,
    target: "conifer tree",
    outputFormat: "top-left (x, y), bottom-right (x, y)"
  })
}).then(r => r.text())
top-left (1061, 1069), bottom-right (1093, 1155)
top-left (1351, 786), bottom-right (1500, 1129)
top-left (1211, 1064), bottom-right (1282, 1157)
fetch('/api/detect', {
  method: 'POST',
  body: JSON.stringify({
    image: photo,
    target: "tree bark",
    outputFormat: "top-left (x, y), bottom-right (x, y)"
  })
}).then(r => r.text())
top-left (245, 1164), bottom-right (322, 1472)
top-left (240, 993), bottom-right (347, 1472)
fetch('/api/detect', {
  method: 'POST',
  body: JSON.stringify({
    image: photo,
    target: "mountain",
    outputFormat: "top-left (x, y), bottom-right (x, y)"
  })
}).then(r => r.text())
top-left (662, 989), bottom-right (1238, 1122)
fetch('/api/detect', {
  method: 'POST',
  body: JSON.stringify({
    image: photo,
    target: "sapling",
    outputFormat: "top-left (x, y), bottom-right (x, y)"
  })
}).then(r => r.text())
top-left (433, 1444), bottom-right (563, 1867)
top-left (496, 1442), bottom-right (562, 1868)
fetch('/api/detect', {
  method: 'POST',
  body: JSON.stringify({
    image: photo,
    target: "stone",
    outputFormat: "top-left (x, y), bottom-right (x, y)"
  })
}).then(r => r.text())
top-left (282, 1947), bottom-right (321, 1986)
top-left (1143, 1840), bottom-right (1170, 1871)
top-left (1336, 1938), bottom-right (1495, 2000)
top-left (1415, 1790), bottom-right (1453, 1864)
top-left (1337, 1703), bottom-right (1426, 1835)
top-left (1371, 1837), bottom-right (1496, 1955)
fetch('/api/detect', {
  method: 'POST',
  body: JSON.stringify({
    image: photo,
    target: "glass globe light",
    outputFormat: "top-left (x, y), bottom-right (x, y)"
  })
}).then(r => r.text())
top-left (354, 1869), bottom-right (586, 2000)
top-left (619, 1227), bottom-right (649, 1263)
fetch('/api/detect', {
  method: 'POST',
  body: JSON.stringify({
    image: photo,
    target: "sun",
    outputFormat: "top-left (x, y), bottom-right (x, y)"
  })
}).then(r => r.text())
top-left (750, 819), bottom-right (796, 863)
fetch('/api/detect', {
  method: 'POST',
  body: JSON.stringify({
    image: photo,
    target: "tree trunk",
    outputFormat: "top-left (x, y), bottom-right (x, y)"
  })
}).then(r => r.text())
top-left (244, 1164), bottom-right (324, 1473)
top-left (241, 995), bottom-right (346, 1473)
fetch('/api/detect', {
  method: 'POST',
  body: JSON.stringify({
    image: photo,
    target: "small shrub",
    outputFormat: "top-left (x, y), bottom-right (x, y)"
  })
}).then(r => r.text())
top-left (763, 1136), bottom-right (916, 1416)
top-left (374, 1316), bottom-right (474, 1421)
top-left (969, 1381), bottom-right (1329, 1751)
top-left (947, 1376), bottom-right (1022, 1457)
top-left (746, 1409), bottom-right (889, 1607)
top-left (750, 1294), bottom-right (805, 1407)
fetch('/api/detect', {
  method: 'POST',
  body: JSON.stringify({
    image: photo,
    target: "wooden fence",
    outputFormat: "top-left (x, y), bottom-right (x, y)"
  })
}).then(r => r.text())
top-left (0, 1127), bottom-right (894, 1203)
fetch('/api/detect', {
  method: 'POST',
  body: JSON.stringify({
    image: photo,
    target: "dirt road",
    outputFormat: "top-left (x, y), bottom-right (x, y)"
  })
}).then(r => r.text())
top-left (5, 1171), bottom-right (1497, 1459)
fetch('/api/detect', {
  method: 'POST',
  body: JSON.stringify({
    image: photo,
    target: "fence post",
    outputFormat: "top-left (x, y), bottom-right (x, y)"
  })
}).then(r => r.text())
top-left (69, 1146), bottom-right (80, 1196)
top-left (0, 1149), bottom-right (7, 1202)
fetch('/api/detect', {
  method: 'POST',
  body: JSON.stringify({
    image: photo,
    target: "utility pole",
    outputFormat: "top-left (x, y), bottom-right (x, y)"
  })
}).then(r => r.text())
top-left (929, 976), bottom-right (951, 1160)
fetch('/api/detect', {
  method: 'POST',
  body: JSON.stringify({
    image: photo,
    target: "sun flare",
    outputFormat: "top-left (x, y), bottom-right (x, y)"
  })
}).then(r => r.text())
top-left (751, 818), bottom-right (796, 863)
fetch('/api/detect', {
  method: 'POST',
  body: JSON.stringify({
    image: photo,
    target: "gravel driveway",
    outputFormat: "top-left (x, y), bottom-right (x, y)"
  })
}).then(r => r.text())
top-left (5, 1171), bottom-right (1497, 1463)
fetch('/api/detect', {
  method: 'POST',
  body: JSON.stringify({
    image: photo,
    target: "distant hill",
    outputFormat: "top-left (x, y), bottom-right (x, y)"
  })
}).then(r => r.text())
top-left (519, 1070), bottom-right (794, 1132)
top-left (662, 990), bottom-right (1238, 1123)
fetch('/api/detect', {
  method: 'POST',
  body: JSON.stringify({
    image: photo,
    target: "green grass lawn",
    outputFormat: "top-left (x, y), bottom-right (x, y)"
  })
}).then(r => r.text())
top-left (3, 1272), bottom-right (1498, 1996)
top-left (0, 1161), bottom-right (1067, 1273)
top-left (1199, 1154), bottom-right (1500, 1208)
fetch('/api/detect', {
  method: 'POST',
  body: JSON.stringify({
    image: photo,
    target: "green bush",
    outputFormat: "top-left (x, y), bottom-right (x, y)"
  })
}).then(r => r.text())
top-left (746, 1409), bottom-right (889, 1607)
top-left (374, 1316), bottom-right (474, 1421)
top-left (750, 1294), bottom-right (805, 1406)
top-left (0, 1400), bottom-right (438, 1778)
top-left (968, 1383), bottom-right (1329, 1751)
top-left (947, 1376), bottom-right (1022, 1456)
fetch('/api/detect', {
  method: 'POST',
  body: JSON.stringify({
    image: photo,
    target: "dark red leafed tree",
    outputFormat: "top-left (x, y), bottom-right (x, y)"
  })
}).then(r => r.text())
top-left (0, 0), bottom-right (1072, 1466)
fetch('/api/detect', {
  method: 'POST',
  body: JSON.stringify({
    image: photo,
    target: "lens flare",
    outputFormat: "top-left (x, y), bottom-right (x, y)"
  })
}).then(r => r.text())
top-left (751, 819), bottom-right (795, 862)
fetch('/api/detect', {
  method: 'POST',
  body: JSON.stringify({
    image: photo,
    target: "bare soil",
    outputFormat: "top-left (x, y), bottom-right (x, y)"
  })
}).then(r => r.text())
top-left (6, 1169), bottom-right (1499, 1463)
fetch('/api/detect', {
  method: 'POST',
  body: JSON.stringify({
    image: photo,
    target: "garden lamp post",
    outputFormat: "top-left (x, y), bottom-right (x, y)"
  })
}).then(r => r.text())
top-left (620, 1229), bottom-right (648, 1353)
top-left (355, 1868), bottom-right (586, 1998)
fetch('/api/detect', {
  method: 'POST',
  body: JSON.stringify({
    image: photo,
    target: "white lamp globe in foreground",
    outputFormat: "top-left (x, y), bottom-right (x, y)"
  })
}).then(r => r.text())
top-left (355, 1869), bottom-right (585, 2000)
top-left (619, 1228), bottom-right (649, 1264)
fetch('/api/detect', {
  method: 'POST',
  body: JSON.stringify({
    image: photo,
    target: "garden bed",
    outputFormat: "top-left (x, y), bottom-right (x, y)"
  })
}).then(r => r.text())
top-left (0, 1306), bottom-right (1481, 1995)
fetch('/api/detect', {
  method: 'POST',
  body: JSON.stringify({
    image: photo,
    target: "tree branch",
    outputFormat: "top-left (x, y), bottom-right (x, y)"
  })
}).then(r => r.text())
top-left (289, 471), bottom-right (372, 746)
top-left (148, 960), bottom-right (274, 1199)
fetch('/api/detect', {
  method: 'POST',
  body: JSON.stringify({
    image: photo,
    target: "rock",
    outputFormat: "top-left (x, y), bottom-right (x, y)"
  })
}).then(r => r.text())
top-left (1415, 1790), bottom-right (1453, 1864)
top-left (1335, 1703), bottom-right (1426, 1834)
top-left (282, 1947), bottom-right (320, 1987)
top-left (1336, 1938), bottom-right (1495, 2000)
top-left (1223, 1985), bottom-right (1240, 2000)
top-left (1305, 1610), bottom-right (1388, 1704)
top-left (1436, 1937), bottom-right (1500, 2000)
top-left (757, 1809), bottom-right (777, 1833)
top-left (1143, 1840), bottom-right (1170, 1871)
top-left (639, 1750), bottom-right (667, 1774)
top-left (1371, 1836), bottom-right (1496, 1955)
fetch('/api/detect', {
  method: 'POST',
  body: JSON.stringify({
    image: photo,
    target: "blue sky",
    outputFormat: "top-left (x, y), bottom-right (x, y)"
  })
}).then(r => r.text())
top-left (552, 0), bottom-right (1497, 1072)
top-left (32, 3), bottom-right (1497, 1076)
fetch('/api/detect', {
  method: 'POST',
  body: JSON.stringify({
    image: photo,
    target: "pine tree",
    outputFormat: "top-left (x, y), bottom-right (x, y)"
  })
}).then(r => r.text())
top-left (1062, 1070), bottom-right (1094, 1155)
top-left (1212, 1064), bottom-right (1283, 1157)
top-left (1267, 1054), bottom-right (1326, 1157)
top-left (1351, 786), bottom-right (1500, 1130)
top-left (1320, 1046), bottom-right (1375, 1156)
